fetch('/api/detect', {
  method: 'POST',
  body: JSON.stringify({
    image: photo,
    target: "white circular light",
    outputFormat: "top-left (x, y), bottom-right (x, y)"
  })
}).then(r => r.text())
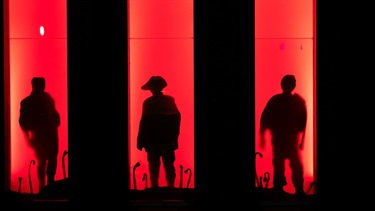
top-left (40, 26), bottom-right (45, 36)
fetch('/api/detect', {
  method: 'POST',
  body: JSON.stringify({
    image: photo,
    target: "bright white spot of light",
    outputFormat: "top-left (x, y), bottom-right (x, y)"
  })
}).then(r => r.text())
top-left (40, 26), bottom-right (45, 36)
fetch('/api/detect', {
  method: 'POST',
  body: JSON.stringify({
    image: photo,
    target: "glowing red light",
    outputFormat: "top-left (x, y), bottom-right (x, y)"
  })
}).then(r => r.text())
top-left (255, 0), bottom-right (316, 194)
top-left (7, 0), bottom-right (67, 193)
top-left (128, 0), bottom-right (194, 189)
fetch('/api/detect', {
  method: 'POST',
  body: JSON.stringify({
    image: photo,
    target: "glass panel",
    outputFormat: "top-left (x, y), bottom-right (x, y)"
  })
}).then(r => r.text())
top-left (5, 0), bottom-right (68, 198)
top-left (255, 0), bottom-right (314, 38)
top-left (128, 0), bottom-right (193, 38)
top-left (255, 39), bottom-right (315, 194)
top-left (9, 0), bottom-right (66, 38)
top-left (255, 0), bottom-right (316, 200)
top-left (128, 0), bottom-right (194, 202)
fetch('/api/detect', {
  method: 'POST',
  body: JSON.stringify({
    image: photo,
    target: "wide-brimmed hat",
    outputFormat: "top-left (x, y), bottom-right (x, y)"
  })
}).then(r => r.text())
top-left (141, 76), bottom-right (167, 90)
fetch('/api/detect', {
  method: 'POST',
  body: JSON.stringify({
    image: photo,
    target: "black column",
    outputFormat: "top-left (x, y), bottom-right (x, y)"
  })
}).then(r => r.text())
top-left (194, 1), bottom-right (256, 208)
top-left (67, 0), bottom-right (129, 206)
top-left (316, 0), bottom-right (372, 208)
top-left (1, 0), bottom-right (11, 199)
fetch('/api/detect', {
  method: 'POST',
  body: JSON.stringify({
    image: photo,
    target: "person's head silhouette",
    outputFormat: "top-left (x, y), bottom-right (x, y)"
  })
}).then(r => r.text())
top-left (281, 74), bottom-right (296, 94)
top-left (31, 77), bottom-right (46, 93)
top-left (141, 76), bottom-right (167, 94)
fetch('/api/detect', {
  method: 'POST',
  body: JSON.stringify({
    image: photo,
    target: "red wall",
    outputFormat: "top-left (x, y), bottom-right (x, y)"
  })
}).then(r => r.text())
top-left (5, 0), bottom-right (68, 193)
top-left (255, 0), bottom-right (316, 194)
top-left (4, 0), bottom-right (315, 195)
top-left (128, 0), bottom-right (194, 189)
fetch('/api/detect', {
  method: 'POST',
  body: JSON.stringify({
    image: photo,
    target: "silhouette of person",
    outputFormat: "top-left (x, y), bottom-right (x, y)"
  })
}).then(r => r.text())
top-left (137, 76), bottom-right (181, 188)
top-left (19, 77), bottom-right (60, 191)
top-left (259, 74), bottom-right (307, 196)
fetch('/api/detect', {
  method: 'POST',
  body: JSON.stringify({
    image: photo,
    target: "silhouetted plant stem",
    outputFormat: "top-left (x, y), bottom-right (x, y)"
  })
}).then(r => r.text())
top-left (62, 150), bottom-right (68, 179)
top-left (306, 181), bottom-right (315, 194)
top-left (179, 165), bottom-right (183, 189)
top-left (255, 152), bottom-right (263, 187)
top-left (133, 162), bottom-right (140, 190)
top-left (184, 168), bottom-right (192, 189)
top-left (142, 173), bottom-right (148, 189)
top-left (263, 172), bottom-right (270, 188)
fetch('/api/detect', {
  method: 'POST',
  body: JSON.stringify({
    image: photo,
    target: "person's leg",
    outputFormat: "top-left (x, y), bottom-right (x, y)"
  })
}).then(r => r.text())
top-left (272, 150), bottom-right (287, 191)
top-left (147, 152), bottom-right (161, 188)
top-left (46, 156), bottom-right (58, 185)
top-left (161, 151), bottom-right (176, 188)
top-left (37, 159), bottom-right (47, 191)
top-left (289, 152), bottom-right (304, 195)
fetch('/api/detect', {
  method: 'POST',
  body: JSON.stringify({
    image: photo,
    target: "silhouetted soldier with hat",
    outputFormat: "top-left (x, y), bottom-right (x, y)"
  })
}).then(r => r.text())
top-left (137, 76), bottom-right (181, 188)
top-left (19, 77), bottom-right (60, 192)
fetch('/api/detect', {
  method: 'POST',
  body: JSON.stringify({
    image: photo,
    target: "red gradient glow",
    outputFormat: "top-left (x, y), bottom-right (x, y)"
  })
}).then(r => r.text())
top-left (128, 0), bottom-right (194, 189)
top-left (255, 0), bottom-right (316, 194)
top-left (6, 0), bottom-right (67, 193)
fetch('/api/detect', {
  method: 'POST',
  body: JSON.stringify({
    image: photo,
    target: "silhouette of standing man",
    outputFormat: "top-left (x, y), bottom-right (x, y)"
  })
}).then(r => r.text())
top-left (19, 77), bottom-right (60, 191)
top-left (137, 76), bottom-right (181, 188)
top-left (259, 74), bottom-right (307, 196)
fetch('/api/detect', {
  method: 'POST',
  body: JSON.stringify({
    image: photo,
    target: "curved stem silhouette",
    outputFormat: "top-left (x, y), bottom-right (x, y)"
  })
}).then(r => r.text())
top-left (133, 162), bottom-right (140, 190)
top-left (263, 172), bottom-right (270, 189)
top-left (184, 168), bottom-right (192, 189)
top-left (62, 150), bottom-right (68, 179)
top-left (306, 181), bottom-right (316, 194)
top-left (255, 152), bottom-right (263, 187)
top-left (142, 173), bottom-right (148, 189)
top-left (28, 160), bottom-right (35, 194)
top-left (18, 177), bottom-right (22, 193)
top-left (179, 165), bottom-right (183, 189)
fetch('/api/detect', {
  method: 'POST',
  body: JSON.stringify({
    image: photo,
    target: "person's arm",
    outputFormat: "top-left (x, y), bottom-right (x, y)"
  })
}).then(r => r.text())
top-left (19, 100), bottom-right (33, 146)
top-left (259, 126), bottom-right (266, 150)
top-left (259, 99), bottom-right (272, 150)
top-left (137, 118), bottom-right (144, 151)
top-left (19, 100), bottom-right (29, 131)
top-left (299, 131), bottom-right (305, 150)
top-left (298, 96), bottom-right (308, 150)
top-left (168, 97), bottom-right (181, 150)
top-left (172, 110), bottom-right (181, 150)
top-left (137, 103), bottom-right (147, 151)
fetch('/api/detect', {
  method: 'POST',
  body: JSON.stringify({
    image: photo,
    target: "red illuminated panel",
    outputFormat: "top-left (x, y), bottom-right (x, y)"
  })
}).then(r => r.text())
top-left (9, 0), bottom-right (66, 38)
top-left (128, 0), bottom-right (194, 189)
top-left (255, 0), bottom-right (314, 38)
top-left (255, 0), bottom-right (316, 194)
top-left (255, 39), bottom-right (314, 194)
top-left (128, 0), bottom-right (193, 38)
top-left (7, 0), bottom-right (67, 193)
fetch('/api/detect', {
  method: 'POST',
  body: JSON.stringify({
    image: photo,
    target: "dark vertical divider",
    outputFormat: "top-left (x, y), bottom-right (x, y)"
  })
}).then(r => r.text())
top-left (67, 1), bottom-right (129, 206)
top-left (316, 0), bottom-right (372, 208)
top-left (1, 0), bottom-right (6, 196)
top-left (194, 1), bottom-right (256, 208)
top-left (1, 0), bottom-right (10, 198)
